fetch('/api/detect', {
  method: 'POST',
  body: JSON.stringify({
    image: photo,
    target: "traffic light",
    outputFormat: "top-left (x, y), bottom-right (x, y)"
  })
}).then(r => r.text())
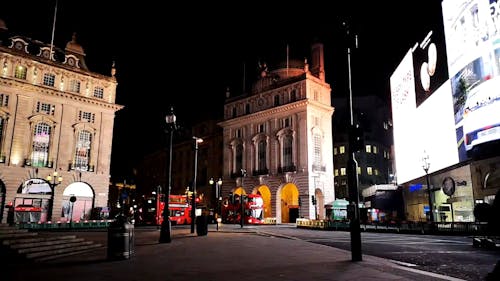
top-left (349, 123), bottom-right (364, 152)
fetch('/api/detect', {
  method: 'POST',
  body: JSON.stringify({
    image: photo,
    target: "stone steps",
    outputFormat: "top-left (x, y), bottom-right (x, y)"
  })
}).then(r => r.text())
top-left (0, 223), bottom-right (103, 263)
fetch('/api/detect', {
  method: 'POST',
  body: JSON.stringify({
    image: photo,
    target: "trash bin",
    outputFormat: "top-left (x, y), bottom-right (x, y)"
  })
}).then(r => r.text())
top-left (196, 215), bottom-right (208, 236)
top-left (107, 214), bottom-right (135, 260)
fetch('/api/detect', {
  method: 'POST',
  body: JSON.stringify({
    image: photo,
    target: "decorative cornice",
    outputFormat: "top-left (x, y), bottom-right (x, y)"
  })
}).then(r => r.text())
top-left (0, 77), bottom-right (123, 111)
top-left (219, 99), bottom-right (333, 127)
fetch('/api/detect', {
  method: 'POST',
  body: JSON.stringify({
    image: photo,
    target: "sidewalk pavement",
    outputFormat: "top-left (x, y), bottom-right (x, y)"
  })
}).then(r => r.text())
top-left (5, 224), bottom-right (466, 281)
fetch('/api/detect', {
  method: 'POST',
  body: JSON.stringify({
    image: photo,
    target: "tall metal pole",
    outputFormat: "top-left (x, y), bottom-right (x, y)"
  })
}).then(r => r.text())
top-left (159, 107), bottom-right (176, 243)
top-left (191, 137), bottom-right (202, 233)
top-left (345, 21), bottom-right (362, 262)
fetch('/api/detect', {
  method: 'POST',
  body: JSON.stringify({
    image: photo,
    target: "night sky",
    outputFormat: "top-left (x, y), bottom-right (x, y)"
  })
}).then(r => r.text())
top-left (0, 0), bottom-right (445, 180)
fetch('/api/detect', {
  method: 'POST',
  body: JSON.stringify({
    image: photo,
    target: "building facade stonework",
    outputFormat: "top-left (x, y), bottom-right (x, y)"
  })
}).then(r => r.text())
top-left (0, 24), bottom-right (122, 224)
top-left (218, 43), bottom-right (335, 223)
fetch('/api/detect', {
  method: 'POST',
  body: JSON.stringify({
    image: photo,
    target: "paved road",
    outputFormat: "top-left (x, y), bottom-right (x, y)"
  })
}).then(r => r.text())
top-left (253, 224), bottom-right (500, 281)
top-left (5, 225), bottom-right (464, 281)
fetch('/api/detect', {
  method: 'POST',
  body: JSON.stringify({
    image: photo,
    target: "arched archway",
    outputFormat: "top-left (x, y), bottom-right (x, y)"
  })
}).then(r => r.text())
top-left (15, 178), bottom-right (52, 223)
top-left (279, 183), bottom-right (299, 223)
top-left (315, 188), bottom-right (325, 219)
top-left (254, 185), bottom-right (271, 218)
top-left (61, 182), bottom-right (95, 222)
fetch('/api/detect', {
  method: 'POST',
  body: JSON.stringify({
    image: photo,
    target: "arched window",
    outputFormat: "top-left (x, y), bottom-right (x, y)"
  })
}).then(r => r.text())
top-left (31, 122), bottom-right (51, 167)
top-left (235, 143), bottom-right (243, 174)
top-left (283, 135), bottom-right (293, 168)
top-left (74, 130), bottom-right (92, 171)
top-left (258, 140), bottom-right (267, 171)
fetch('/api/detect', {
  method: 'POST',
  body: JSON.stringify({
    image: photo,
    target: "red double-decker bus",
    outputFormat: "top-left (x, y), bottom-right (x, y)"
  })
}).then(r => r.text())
top-left (157, 194), bottom-right (193, 225)
top-left (221, 193), bottom-right (264, 224)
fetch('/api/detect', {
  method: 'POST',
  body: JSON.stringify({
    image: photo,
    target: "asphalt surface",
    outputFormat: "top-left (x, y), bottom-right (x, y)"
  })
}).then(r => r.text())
top-left (4, 224), bottom-right (469, 281)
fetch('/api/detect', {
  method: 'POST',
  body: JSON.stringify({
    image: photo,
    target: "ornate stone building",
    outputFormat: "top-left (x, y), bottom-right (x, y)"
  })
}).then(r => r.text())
top-left (218, 43), bottom-right (335, 223)
top-left (0, 21), bottom-right (122, 224)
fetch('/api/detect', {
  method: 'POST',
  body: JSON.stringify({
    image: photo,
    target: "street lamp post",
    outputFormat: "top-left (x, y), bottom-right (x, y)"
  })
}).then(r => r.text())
top-left (46, 171), bottom-right (62, 222)
top-left (159, 107), bottom-right (177, 243)
top-left (191, 136), bottom-right (203, 234)
top-left (422, 151), bottom-right (434, 229)
top-left (209, 177), bottom-right (222, 231)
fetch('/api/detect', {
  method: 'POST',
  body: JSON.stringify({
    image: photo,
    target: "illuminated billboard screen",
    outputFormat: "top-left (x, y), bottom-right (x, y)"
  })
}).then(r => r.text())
top-left (391, 0), bottom-right (500, 184)
top-left (443, 0), bottom-right (500, 156)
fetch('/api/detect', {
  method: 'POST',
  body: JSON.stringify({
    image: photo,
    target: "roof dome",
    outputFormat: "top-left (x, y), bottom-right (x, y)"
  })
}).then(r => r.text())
top-left (65, 32), bottom-right (85, 55)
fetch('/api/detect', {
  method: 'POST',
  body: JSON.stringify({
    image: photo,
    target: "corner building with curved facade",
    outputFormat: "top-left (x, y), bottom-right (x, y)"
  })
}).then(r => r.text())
top-left (0, 22), bottom-right (122, 224)
top-left (218, 43), bottom-right (335, 223)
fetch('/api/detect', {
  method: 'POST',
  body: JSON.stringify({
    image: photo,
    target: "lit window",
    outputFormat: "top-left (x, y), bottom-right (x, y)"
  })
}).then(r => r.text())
top-left (333, 147), bottom-right (337, 155)
top-left (357, 167), bottom-right (361, 174)
top-left (334, 169), bottom-right (339, 176)
top-left (367, 167), bottom-right (373, 175)
top-left (31, 123), bottom-right (51, 167)
top-left (15, 65), bottom-right (27, 80)
top-left (373, 146), bottom-right (378, 154)
top-left (365, 145), bottom-right (371, 153)
top-left (374, 169), bottom-right (379, 176)
top-left (340, 168), bottom-right (346, 176)
top-left (339, 146), bottom-right (345, 154)
top-left (74, 130), bottom-right (92, 171)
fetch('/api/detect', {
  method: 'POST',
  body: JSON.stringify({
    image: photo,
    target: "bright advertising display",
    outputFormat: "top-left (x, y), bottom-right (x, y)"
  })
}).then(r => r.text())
top-left (390, 0), bottom-right (500, 184)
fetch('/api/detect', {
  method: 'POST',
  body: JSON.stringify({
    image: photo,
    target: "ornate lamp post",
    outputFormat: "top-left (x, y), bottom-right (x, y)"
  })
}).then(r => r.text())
top-left (159, 107), bottom-right (177, 243)
top-left (46, 171), bottom-right (62, 222)
top-left (209, 177), bottom-right (222, 231)
top-left (191, 136), bottom-right (203, 233)
top-left (422, 151), bottom-right (434, 227)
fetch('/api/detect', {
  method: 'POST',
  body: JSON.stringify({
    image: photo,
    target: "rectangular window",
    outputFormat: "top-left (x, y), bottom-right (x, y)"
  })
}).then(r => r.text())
top-left (340, 167), bottom-right (346, 176)
top-left (36, 102), bottom-right (55, 115)
top-left (282, 117), bottom-right (292, 128)
top-left (334, 169), bottom-right (339, 176)
top-left (333, 147), bottom-right (337, 155)
top-left (313, 134), bottom-right (321, 167)
top-left (373, 146), bottom-right (378, 154)
top-left (69, 80), bottom-right (81, 93)
top-left (374, 169), bottom-right (379, 176)
top-left (0, 94), bottom-right (9, 107)
top-left (258, 123), bottom-right (265, 133)
top-left (93, 87), bottom-right (104, 99)
top-left (235, 128), bottom-right (242, 138)
top-left (367, 167), bottom-right (373, 175)
top-left (245, 104), bottom-right (250, 114)
top-left (15, 65), bottom-right (27, 80)
top-left (274, 95), bottom-right (280, 106)
top-left (339, 146), bottom-right (345, 154)
top-left (365, 145), bottom-right (371, 153)
top-left (79, 111), bottom-right (95, 123)
top-left (43, 73), bottom-right (55, 87)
